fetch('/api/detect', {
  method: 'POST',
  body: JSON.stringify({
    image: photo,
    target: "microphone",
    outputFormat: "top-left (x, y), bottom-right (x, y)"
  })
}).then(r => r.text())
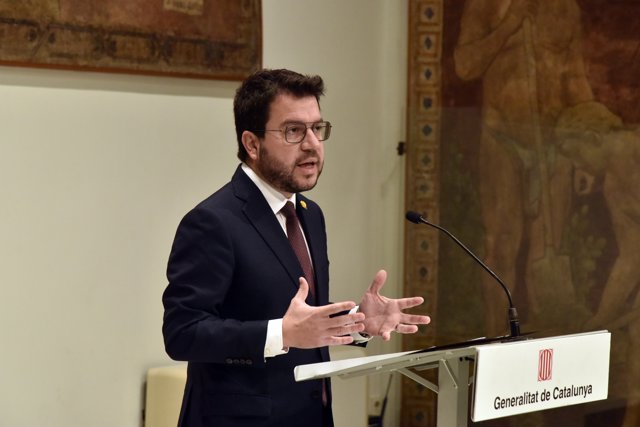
top-left (405, 211), bottom-right (521, 339)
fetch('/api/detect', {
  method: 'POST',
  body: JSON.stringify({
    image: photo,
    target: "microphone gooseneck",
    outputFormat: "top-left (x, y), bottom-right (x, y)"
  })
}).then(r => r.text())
top-left (405, 210), bottom-right (521, 338)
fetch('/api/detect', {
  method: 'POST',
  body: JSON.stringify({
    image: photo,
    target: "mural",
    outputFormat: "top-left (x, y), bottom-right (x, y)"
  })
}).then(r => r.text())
top-left (404, 1), bottom-right (640, 426)
top-left (0, 0), bottom-right (261, 79)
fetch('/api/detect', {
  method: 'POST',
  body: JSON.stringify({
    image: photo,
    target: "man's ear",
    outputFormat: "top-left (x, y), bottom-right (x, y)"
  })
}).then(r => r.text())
top-left (241, 131), bottom-right (260, 161)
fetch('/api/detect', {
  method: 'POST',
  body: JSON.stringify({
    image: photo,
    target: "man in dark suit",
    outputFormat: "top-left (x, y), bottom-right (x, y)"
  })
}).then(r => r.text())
top-left (162, 68), bottom-right (431, 427)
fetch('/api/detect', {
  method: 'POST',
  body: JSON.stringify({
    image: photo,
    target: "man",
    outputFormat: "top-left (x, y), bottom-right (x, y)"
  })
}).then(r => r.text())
top-left (162, 68), bottom-right (431, 427)
top-left (454, 0), bottom-right (593, 335)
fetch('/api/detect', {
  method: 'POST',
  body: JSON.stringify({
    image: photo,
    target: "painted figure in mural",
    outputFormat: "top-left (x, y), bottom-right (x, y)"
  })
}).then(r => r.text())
top-left (556, 101), bottom-right (640, 427)
top-left (454, 0), bottom-right (593, 336)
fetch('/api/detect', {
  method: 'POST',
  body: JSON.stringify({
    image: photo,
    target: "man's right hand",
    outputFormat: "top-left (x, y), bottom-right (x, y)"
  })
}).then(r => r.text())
top-left (282, 278), bottom-right (366, 349)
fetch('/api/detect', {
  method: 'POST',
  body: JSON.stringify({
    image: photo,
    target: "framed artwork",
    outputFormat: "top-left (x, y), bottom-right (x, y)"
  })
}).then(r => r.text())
top-left (404, 1), bottom-right (640, 426)
top-left (0, 0), bottom-right (262, 80)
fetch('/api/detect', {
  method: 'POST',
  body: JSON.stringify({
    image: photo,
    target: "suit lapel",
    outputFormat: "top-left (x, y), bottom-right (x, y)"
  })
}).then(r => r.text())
top-left (231, 167), bottom-right (306, 294)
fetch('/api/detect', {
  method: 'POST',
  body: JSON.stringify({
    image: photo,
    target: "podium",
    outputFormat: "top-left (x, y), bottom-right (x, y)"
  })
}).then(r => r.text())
top-left (295, 331), bottom-right (610, 426)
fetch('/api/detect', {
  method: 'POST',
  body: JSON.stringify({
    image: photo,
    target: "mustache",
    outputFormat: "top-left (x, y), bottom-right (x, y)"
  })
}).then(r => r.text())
top-left (297, 153), bottom-right (320, 163)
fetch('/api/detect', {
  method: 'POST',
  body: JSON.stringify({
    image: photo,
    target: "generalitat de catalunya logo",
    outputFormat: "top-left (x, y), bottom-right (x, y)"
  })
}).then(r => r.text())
top-left (538, 349), bottom-right (553, 381)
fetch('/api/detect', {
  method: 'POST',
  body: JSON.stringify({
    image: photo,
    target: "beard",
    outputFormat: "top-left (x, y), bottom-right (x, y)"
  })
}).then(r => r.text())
top-left (255, 144), bottom-right (323, 194)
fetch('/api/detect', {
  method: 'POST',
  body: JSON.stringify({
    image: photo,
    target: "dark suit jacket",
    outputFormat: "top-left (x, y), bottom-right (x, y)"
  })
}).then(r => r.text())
top-left (162, 165), bottom-right (333, 427)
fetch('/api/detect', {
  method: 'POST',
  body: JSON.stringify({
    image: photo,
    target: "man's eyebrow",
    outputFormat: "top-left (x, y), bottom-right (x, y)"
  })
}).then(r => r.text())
top-left (280, 119), bottom-right (324, 125)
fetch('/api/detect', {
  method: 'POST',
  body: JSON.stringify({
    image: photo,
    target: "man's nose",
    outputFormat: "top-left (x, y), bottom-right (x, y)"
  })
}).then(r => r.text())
top-left (300, 128), bottom-right (321, 147)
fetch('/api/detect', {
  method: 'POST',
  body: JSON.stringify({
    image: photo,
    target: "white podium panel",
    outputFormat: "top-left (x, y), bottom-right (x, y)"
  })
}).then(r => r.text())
top-left (472, 331), bottom-right (610, 421)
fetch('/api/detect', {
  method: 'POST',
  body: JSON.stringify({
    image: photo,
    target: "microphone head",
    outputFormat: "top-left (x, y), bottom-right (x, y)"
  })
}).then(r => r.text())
top-left (405, 211), bottom-right (423, 224)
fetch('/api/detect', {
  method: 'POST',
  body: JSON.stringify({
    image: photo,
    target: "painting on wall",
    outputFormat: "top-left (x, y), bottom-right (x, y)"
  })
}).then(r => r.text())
top-left (404, 1), bottom-right (640, 426)
top-left (0, 0), bottom-right (261, 80)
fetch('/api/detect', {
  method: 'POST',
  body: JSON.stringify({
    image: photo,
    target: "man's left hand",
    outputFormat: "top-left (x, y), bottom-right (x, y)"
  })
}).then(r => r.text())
top-left (359, 270), bottom-right (431, 341)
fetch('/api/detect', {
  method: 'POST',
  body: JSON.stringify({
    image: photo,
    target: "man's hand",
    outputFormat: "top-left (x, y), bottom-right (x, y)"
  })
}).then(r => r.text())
top-left (282, 278), bottom-right (366, 349)
top-left (359, 270), bottom-right (431, 341)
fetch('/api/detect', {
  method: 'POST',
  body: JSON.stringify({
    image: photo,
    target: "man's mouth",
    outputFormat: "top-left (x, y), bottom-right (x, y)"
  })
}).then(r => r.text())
top-left (298, 159), bottom-right (317, 168)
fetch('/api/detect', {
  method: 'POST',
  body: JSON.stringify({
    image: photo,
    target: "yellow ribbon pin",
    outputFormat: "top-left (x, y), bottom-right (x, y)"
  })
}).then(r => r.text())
top-left (300, 200), bottom-right (307, 209)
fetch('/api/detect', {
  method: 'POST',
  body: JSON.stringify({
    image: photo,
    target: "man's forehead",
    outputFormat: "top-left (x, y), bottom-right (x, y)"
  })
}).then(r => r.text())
top-left (267, 93), bottom-right (321, 122)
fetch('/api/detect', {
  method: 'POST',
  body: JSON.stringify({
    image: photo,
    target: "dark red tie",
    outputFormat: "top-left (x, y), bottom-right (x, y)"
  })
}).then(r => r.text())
top-left (281, 202), bottom-right (327, 405)
top-left (281, 201), bottom-right (316, 296)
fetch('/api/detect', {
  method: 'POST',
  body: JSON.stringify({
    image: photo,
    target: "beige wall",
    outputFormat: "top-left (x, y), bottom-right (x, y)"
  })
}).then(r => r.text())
top-left (0, 1), bottom-right (408, 426)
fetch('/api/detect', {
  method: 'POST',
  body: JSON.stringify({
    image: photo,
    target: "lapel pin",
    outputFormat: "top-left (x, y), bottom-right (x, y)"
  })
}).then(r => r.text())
top-left (300, 200), bottom-right (307, 209)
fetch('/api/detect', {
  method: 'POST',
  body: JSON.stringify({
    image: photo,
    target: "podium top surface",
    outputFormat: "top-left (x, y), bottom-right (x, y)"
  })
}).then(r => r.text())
top-left (294, 330), bottom-right (609, 383)
top-left (295, 336), bottom-right (491, 382)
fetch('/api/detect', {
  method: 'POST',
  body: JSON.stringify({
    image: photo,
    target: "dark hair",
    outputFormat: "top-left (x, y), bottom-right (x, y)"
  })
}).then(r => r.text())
top-left (233, 69), bottom-right (325, 162)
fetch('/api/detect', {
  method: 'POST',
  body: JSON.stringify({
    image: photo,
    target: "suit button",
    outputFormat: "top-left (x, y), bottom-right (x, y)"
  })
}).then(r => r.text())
top-left (233, 359), bottom-right (240, 364)
top-left (246, 359), bottom-right (253, 366)
top-left (225, 358), bottom-right (233, 364)
top-left (310, 390), bottom-right (321, 400)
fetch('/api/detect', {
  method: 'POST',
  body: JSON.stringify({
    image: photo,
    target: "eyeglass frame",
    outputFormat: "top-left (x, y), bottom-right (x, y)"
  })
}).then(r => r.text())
top-left (253, 120), bottom-right (332, 144)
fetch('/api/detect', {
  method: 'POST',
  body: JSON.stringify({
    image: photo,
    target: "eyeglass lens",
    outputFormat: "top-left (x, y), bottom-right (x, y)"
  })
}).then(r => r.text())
top-left (284, 122), bottom-right (331, 143)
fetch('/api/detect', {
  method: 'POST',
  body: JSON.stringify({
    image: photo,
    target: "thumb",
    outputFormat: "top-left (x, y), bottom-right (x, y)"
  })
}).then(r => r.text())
top-left (296, 277), bottom-right (310, 300)
top-left (367, 269), bottom-right (387, 294)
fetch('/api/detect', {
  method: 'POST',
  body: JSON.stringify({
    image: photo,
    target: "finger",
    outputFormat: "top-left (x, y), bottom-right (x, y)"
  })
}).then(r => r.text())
top-left (327, 322), bottom-right (365, 337)
top-left (393, 296), bottom-right (425, 310)
top-left (381, 330), bottom-right (392, 341)
top-left (401, 314), bottom-right (431, 325)
top-left (296, 277), bottom-right (309, 301)
top-left (367, 269), bottom-right (387, 294)
top-left (395, 324), bottom-right (419, 334)
top-left (323, 336), bottom-right (355, 346)
top-left (318, 301), bottom-right (358, 316)
top-left (323, 313), bottom-right (365, 329)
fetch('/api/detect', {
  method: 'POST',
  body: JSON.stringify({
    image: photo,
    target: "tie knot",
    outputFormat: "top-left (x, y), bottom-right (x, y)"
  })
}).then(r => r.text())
top-left (280, 201), bottom-right (297, 220)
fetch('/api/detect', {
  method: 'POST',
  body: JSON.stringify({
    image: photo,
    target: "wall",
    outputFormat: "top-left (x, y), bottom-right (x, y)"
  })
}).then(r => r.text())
top-left (0, 1), bottom-right (408, 426)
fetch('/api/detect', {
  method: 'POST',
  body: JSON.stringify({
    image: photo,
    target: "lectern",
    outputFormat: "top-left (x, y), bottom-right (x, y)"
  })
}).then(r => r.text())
top-left (295, 331), bottom-right (610, 427)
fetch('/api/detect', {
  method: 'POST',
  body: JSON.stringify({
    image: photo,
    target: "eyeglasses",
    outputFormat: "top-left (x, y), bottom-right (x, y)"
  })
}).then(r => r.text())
top-left (258, 121), bottom-right (332, 144)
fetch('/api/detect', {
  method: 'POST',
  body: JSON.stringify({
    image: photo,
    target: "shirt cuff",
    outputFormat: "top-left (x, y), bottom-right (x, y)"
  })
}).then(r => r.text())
top-left (349, 306), bottom-right (372, 343)
top-left (264, 318), bottom-right (289, 358)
